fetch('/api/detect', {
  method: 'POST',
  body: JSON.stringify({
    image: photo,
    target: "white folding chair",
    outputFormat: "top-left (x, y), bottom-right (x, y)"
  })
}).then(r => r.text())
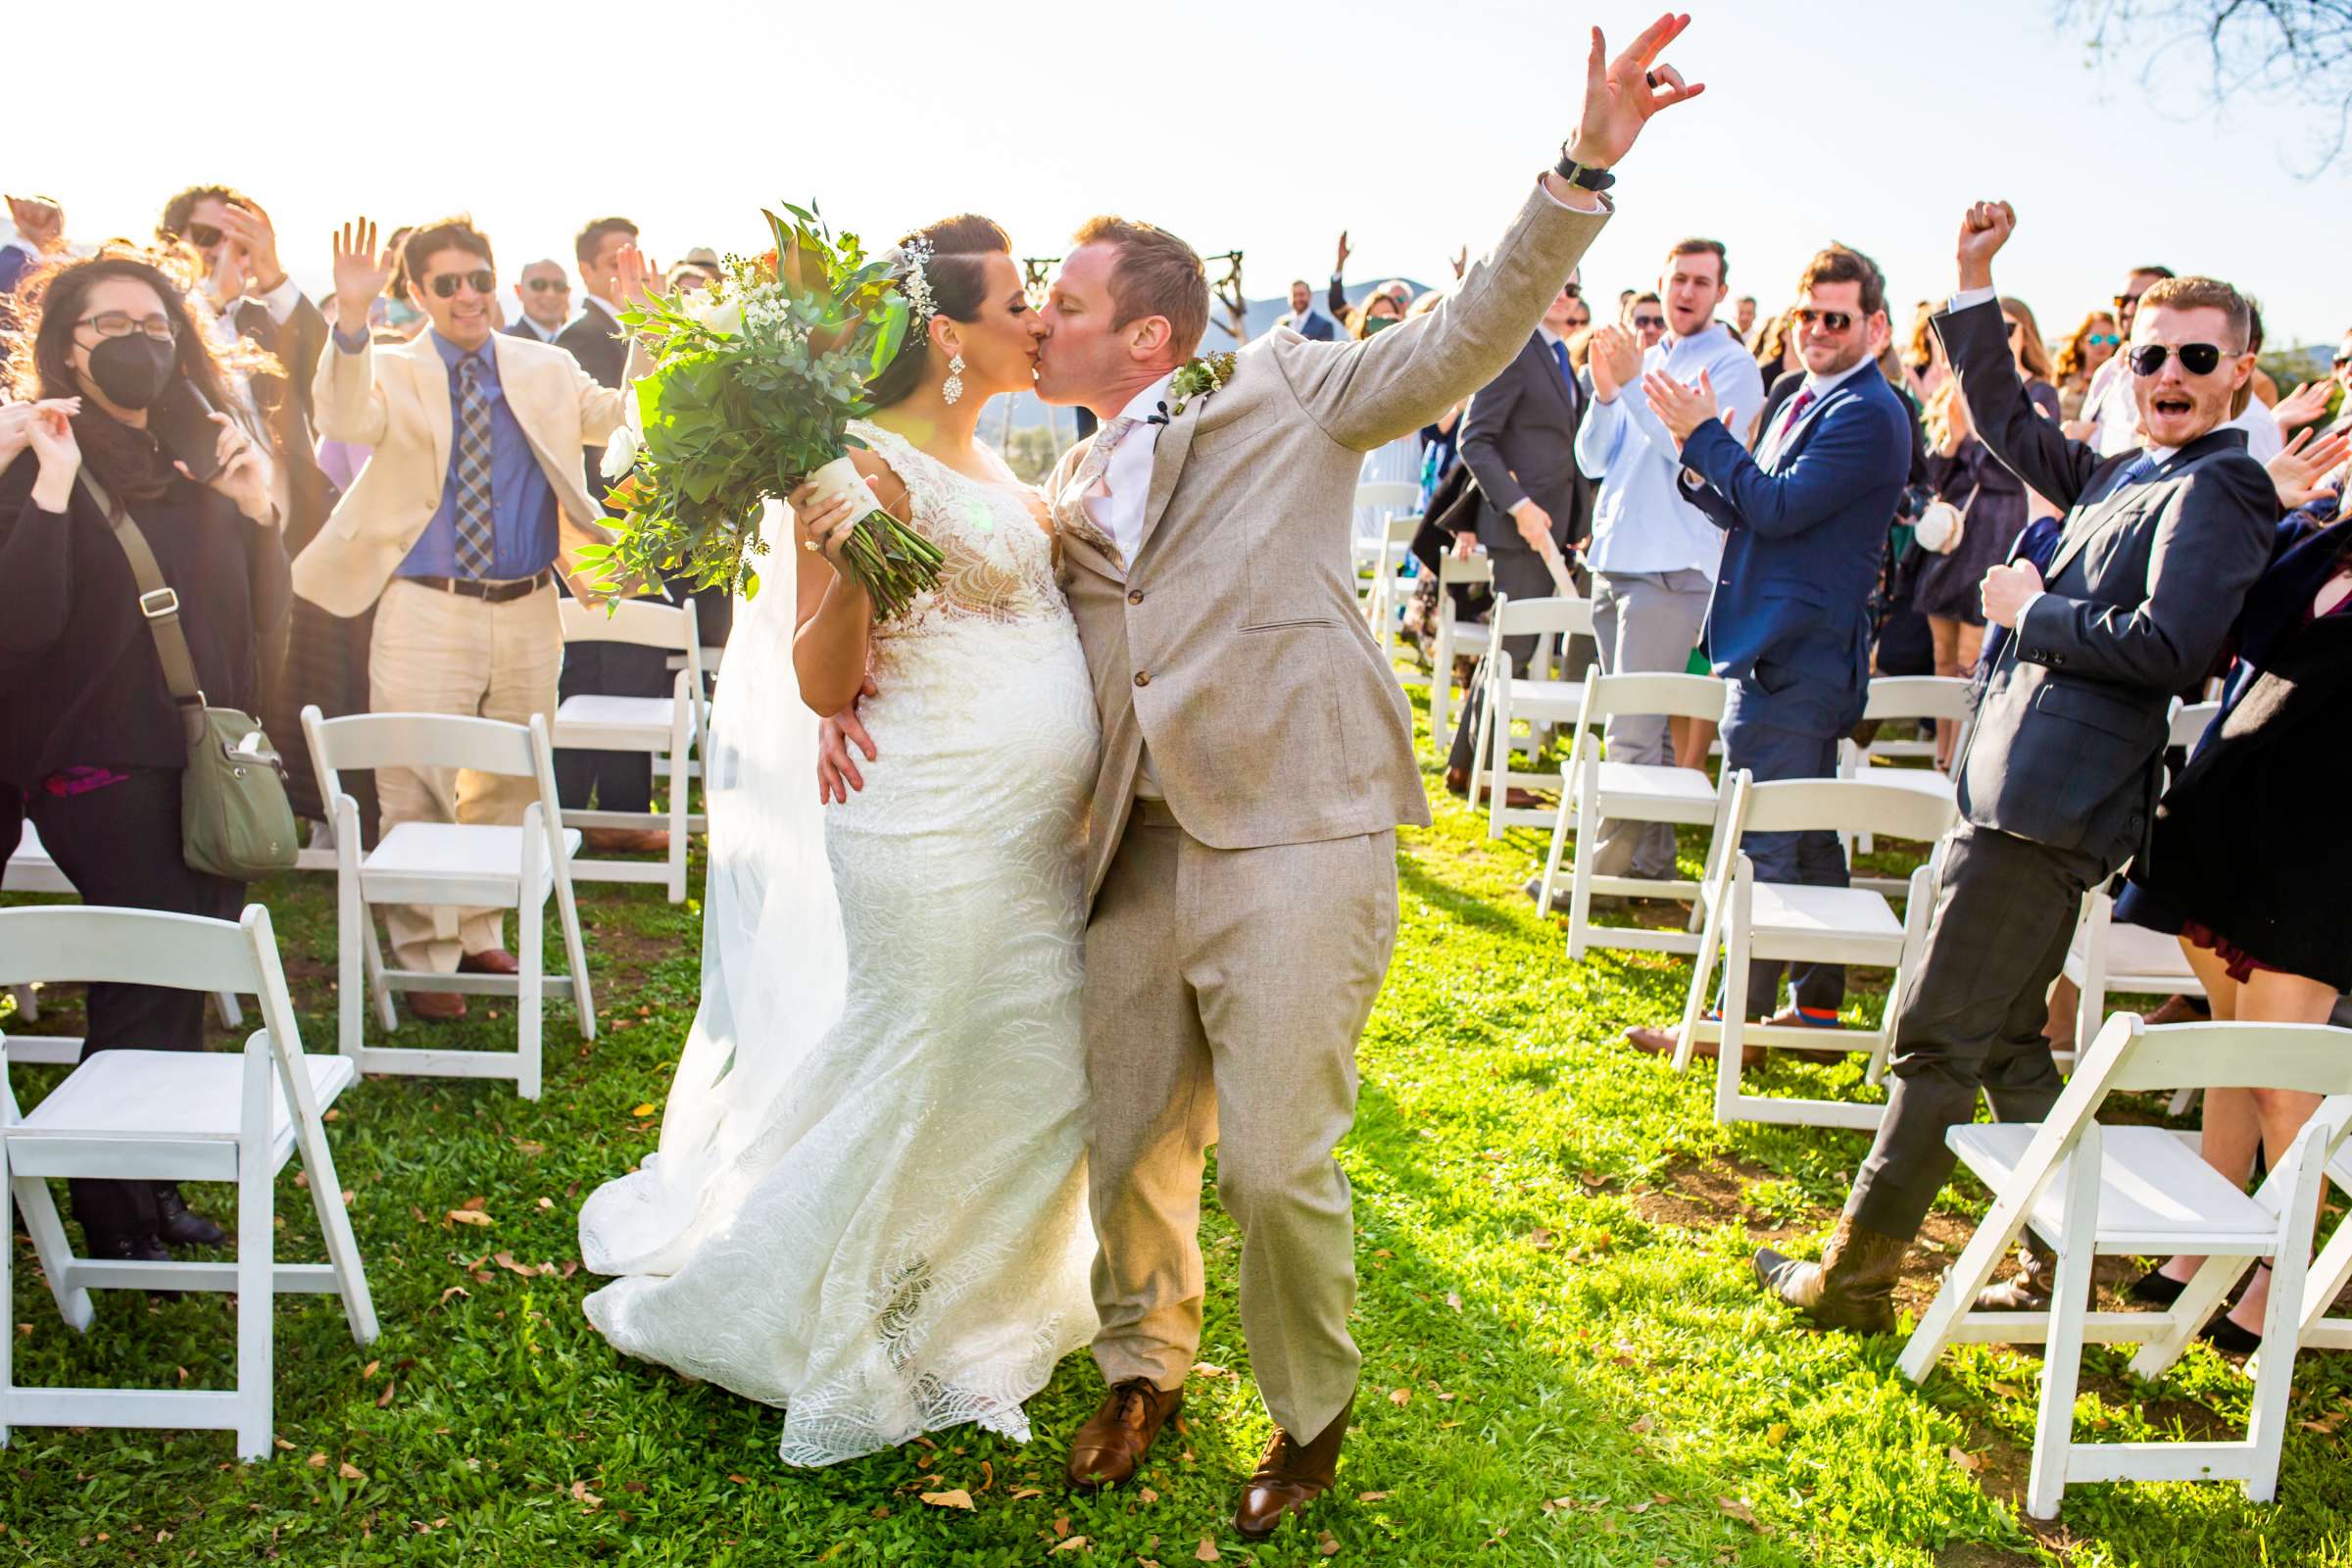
top-left (1899, 1014), bottom-right (2352, 1519)
top-left (555, 596), bottom-right (704, 903)
top-left (302, 707), bottom-right (595, 1101)
top-left (2060, 889), bottom-right (2207, 1075)
top-left (2294, 1142), bottom-right (2352, 1353)
top-left (1535, 672), bottom-right (1729, 958)
top-left (1467, 593), bottom-right (1597, 838)
top-left (0, 904), bottom-right (376, 1459)
top-left (2170, 698), bottom-right (2222, 753)
top-left (1426, 553), bottom-right (1493, 745)
top-left (1668, 773), bottom-right (1957, 1130)
top-left (1363, 514), bottom-right (1426, 685)
top-left (1351, 480), bottom-right (1421, 583)
top-left (1838, 676), bottom-right (1971, 869)
top-left (3, 820), bottom-right (242, 1065)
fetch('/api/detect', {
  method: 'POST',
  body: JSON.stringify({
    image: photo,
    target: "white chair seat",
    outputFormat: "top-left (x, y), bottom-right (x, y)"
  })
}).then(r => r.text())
top-left (1592, 760), bottom-right (1718, 822)
top-left (2067, 917), bottom-right (2198, 988)
top-left (19, 1050), bottom-right (356, 1168)
top-left (360, 822), bottom-right (581, 907)
top-left (1949, 1122), bottom-right (2281, 1251)
top-left (554, 693), bottom-right (677, 747)
top-left (1499, 677), bottom-right (1588, 719)
top-left (1703, 880), bottom-right (1904, 941)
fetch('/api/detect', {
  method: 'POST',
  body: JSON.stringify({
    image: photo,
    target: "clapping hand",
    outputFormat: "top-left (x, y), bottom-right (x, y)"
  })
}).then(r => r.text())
top-left (2268, 424), bottom-right (2352, 510)
top-left (5, 398), bottom-right (83, 512)
top-left (331, 218), bottom-right (396, 323)
top-left (1588, 323), bottom-right (1641, 402)
top-left (1956, 200), bottom-right (2016, 291)
top-left (2272, 378), bottom-right (2334, 435)
top-left (216, 201), bottom-right (287, 294)
top-left (1642, 367), bottom-right (1719, 444)
top-left (1567, 13), bottom-right (1703, 172)
top-left (176, 412), bottom-right (275, 525)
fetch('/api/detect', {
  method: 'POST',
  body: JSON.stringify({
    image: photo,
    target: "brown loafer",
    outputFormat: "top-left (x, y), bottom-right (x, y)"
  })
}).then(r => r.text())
top-left (1234, 1396), bottom-right (1352, 1541)
top-left (1752, 1216), bottom-right (1909, 1335)
top-left (582, 827), bottom-right (671, 856)
top-left (1066, 1379), bottom-right (1181, 1491)
top-left (459, 949), bottom-right (520, 976)
top-left (408, 991), bottom-right (467, 1022)
top-left (1624, 1024), bottom-right (1764, 1071)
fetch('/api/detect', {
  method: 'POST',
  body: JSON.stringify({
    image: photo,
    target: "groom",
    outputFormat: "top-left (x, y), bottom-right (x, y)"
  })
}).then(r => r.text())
top-left (824, 15), bottom-right (1703, 1537)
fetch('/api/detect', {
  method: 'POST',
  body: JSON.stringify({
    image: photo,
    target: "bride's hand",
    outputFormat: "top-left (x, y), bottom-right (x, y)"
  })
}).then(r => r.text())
top-left (789, 483), bottom-right (870, 574)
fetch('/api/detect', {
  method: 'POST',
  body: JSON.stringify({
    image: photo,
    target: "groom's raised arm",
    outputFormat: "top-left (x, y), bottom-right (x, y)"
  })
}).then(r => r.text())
top-left (1273, 14), bottom-right (1703, 453)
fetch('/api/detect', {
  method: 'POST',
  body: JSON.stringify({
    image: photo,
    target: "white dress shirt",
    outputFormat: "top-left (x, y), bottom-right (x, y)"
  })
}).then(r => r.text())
top-left (1084, 373), bottom-right (1175, 797)
top-left (208, 272), bottom-right (301, 349)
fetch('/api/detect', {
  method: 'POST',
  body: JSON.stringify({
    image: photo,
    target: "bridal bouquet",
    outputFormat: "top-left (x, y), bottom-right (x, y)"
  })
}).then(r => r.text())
top-left (588, 203), bottom-right (945, 614)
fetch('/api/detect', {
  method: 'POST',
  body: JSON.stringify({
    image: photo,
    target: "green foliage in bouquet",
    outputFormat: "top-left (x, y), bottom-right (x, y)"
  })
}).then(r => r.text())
top-left (582, 203), bottom-right (946, 614)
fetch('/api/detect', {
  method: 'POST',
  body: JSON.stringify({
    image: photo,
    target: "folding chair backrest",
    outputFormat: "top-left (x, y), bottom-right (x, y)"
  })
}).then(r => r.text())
top-left (0, 904), bottom-right (267, 995)
top-left (1861, 675), bottom-right (1975, 724)
top-left (1382, 514), bottom-right (1420, 545)
top-left (1353, 481), bottom-right (1420, 516)
top-left (1739, 776), bottom-right (1957, 846)
top-left (1579, 671), bottom-right (1729, 732)
top-left (2096, 1016), bottom-right (2352, 1099)
top-left (1491, 593), bottom-right (1595, 641)
top-left (305, 709), bottom-right (538, 787)
top-left (560, 595), bottom-right (700, 655)
top-left (1438, 554), bottom-right (1494, 591)
top-left (2169, 699), bottom-right (2221, 752)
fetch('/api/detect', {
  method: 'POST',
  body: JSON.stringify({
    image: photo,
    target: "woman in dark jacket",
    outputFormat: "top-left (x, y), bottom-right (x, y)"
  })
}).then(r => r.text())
top-left (0, 250), bottom-right (289, 1263)
top-left (2124, 501), bottom-right (2352, 1346)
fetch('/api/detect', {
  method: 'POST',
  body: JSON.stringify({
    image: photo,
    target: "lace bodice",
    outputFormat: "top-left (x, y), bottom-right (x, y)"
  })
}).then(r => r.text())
top-left (849, 421), bottom-right (1065, 642)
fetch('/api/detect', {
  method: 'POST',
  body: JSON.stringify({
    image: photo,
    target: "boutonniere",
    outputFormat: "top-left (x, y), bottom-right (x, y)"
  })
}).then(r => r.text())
top-left (1167, 351), bottom-right (1238, 416)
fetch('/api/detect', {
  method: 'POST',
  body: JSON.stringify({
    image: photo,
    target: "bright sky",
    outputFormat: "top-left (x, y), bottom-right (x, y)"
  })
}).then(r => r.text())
top-left (12, 0), bottom-right (2348, 347)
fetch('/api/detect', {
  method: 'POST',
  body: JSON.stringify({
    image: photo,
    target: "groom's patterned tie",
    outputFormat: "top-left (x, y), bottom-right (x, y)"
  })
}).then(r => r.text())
top-left (453, 356), bottom-right (496, 578)
top-left (1072, 415), bottom-right (1140, 505)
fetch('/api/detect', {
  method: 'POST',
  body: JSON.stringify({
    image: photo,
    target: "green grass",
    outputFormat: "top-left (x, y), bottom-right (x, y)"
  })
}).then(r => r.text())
top-left (3, 691), bottom-right (2349, 1567)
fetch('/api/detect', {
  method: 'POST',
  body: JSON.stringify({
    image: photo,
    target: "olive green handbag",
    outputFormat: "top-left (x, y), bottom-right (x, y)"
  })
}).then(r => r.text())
top-left (83, 471), bottom-right (299, 880)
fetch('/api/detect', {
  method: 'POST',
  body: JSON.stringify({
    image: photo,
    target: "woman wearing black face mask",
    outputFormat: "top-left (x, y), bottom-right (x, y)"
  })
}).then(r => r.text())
top-left (0, 250), bottom-right (288, 1267)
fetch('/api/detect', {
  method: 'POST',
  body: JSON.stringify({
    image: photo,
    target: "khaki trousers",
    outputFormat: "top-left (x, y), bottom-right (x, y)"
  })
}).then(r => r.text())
top-left (1083, 802), bottom-right (1398, 1441)
top-left (368, 577), bottom-right (563, 974)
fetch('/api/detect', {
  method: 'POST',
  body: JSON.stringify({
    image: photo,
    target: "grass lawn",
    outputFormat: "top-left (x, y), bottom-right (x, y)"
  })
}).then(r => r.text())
top-left (3, 686), bottom-right (2348, 1568)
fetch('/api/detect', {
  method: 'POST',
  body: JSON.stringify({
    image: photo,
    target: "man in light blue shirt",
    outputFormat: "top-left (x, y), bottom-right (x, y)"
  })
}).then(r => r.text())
top-left (1570, 239), bottom-right (1763, 882)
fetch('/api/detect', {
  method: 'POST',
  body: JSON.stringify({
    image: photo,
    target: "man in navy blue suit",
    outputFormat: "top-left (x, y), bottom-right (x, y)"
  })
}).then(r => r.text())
top-left (1624, 244), bottom-right (1912, 1050)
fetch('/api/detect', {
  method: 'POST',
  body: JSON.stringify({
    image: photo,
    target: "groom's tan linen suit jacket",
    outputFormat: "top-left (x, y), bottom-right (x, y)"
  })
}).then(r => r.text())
top-left (1051, 183), bottom-right (1609, 898)
top-left (1047, 179), bottom-right (1607, 1443)
top-left (291, 329), bottom-right (638, 616)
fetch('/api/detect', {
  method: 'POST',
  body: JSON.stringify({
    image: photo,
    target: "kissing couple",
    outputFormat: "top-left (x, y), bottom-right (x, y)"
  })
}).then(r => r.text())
top-left (573, 14), bottom-right (1702, 1540)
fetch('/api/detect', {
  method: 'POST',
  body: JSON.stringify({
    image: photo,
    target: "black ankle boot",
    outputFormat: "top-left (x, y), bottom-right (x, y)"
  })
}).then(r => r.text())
top-left (83, 1228), bottom-right (179, 1301)
top-left (153, 1184), bottom-right (226, 1249)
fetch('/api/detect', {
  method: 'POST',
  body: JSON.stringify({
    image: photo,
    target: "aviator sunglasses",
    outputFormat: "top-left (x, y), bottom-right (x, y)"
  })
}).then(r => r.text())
top-left (1793, 307), bottom-right (1855, 332)
top-left (523, 276), bottom-right (570, 293)
top-left (427, 269), bottom-right (497, 299)
top-left (2126, 342), bottom-right (2225, 377)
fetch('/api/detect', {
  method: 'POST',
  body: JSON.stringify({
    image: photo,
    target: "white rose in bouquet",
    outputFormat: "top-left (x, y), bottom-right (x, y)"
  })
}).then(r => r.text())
top-left (599, 420), bottom-right (643, 483)
top-left (684, 291), bottom-right (744, 338)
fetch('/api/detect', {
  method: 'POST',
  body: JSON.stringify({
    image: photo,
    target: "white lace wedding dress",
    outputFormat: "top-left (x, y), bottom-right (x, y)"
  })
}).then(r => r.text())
top-left (577, 420), bottom-right (1101, 1467)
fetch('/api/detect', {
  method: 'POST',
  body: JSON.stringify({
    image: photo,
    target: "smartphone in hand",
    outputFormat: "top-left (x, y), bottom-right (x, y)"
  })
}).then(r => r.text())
top-left (151, 378), bottom-right (225, 484)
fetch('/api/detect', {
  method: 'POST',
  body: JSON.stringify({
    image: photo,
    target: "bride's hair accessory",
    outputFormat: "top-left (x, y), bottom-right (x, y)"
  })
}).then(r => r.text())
top-left (943, 351), bottom-right (966, 407)
top-left (895, 237), bottom-right (939, 322)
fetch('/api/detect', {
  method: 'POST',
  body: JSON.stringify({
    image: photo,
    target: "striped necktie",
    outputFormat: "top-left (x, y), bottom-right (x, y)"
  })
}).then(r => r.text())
top-left (453, 356), bottom-right (496, 578)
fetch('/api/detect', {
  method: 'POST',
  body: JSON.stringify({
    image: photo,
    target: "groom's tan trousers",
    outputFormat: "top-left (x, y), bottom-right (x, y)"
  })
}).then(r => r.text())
top-left (1083, 801), bottom-right (1398, 1442)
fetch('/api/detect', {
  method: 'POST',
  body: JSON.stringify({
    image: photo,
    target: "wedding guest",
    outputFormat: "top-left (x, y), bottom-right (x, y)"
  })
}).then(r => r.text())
top-left (1, 194), bottom-right (67, 294)
top-left (2052, 309), bottom-right (2120, 420)
top-left (1626, 243), bottom-right (1911, 1051)
top-left (2122, 497), bottom-right (2352, 1347)
top-left (1899, 301), bottom-right (1945, 406)
top-left (1914, 297), bottom-right (2062, 764)
top-left (1348, 291), bottom-right (1403, 339)
top-left (0, 252), bottom-right (288, 1262)
top-left (1274, 278), bottom-right (1339, 342)
top-left (294, 216), bottom-right (651, 1020)
top-left (1749, 205), bottom-right (2276, 1332)
top-left (1442, 282), bottom-right (1598, 799)
top-left (1734, 294), bottom-right (1757, 338)
top-left (2073, 261), bottom-right (2174, 453)
top-left (1628, 291), bottom-right (1665, 349)
top-left (507, 259), bottom-right (571, 343)
top-left (1552, 239), bottom-right (1762, 894)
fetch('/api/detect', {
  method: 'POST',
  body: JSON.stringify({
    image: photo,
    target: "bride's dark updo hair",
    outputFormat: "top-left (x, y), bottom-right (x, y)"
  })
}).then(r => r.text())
top-left (865, 214), bottom-right (1013, 409)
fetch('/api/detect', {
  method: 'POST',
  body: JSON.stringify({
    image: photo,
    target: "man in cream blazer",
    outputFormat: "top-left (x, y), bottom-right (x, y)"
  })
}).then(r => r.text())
top-left (294, 216), bottom-right (647, 1017)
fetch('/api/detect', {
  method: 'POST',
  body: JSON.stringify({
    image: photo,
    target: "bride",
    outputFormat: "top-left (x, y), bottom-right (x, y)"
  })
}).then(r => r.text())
top-left (576, 215), bottom-right (1100, 1467)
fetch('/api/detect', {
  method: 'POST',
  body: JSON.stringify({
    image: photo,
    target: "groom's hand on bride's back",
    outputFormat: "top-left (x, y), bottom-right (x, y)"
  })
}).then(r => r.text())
top-left (817, 676), bottom-right (880, 804)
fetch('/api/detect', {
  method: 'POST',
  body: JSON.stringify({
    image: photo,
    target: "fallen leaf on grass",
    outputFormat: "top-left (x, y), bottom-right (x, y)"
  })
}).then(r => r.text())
top-left (1317, 1530), bottom-right (1342, 1555)
top-left (1947, 1446), bottom-right (1983, 1472)
top-left (1716, 1496), bottom-right (1759, 1528)
top-left (1193, 1361), bottom-right (1228, 1378)
top-left (512, 1140), bottom-right (546, 1155)
top-left (1445, 1292), bottom-right (1462, 1312)
top-left (1052, 1539), bottom-right (1089, 1553)
top-left (493, 1252), bottom-right (539, 1278)
top-left (1388, 1388), bottom-right (1410, 1407)
top-left (1009, 1488), bottom-right (1045, 1500)
top-left (1629, 1415), bottom-right (1653, 1436)
top-left (375, 1381), bottom-right (396, 1409)
top-left (919, 1490), bottom-right (974, 1511)
top-left (631, 1102), bottom-right (657, 1118)
top-left (1763, 1422), bottom-right (1788, 1447)
top-left (1989, 1381), bottom-right (2026, 1399)
top-left (448, 1209), bottom-right (493, 1227)
top-left (338, 1462), bottom-right (366, 1481)
top-left (1139, 1487), bottom-right (1159, 1504)
top-left (1195, 1541), bottom-right (1220, 1562)
top-left (1053, 1515), bottom-right (1070, 1539)
top-left (306, 1453), bottom-right (327, 1467)
top-left (1629, 1500), bottom-right (1650, 1514)
top-left (1527, 1228), bottom-right (1556, 1250)
top-left (727, 1474), bottom-right (754, 1485)
top-left (570, 1480), bottom-right (602, 1510)
top-left (1357, 1492), bottom-right (1389, 1502)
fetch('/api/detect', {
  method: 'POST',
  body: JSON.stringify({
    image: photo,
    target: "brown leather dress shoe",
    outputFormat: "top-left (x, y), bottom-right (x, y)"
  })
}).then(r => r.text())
top-left (408, 991), bottom-right (467, 1022)
top-left (1976, 1235), bottom-right (2060, 1311)
top-left (1752, 1215), bottom-right (1909, 1335)
top-left (1234, 1396), bottom-right (1352, 1541)
top-left (459, 949), bottom-right (520, 976)
top-left (582, 827), bottom-right (672, 856)
top-left (1066, 1379), bottom-right (1181, 1491)
top-left (1623, 1024), bottom-right (1765, 1071)
top-left (1444, 766), bottom-right (1470, 797)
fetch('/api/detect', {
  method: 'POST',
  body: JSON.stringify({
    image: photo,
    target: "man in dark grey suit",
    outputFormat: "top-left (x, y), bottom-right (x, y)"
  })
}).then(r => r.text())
top-left (1442, 282), bottom-right (1592, 789)
top-left (1755, 202), bottom-right (2278, 1332)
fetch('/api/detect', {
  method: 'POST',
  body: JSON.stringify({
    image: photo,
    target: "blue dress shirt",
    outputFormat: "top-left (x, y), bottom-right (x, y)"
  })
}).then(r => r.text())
top-left (1573, 321), bottom-right (1766, 577)
top-left (335, 325), bottom-right (559, 581)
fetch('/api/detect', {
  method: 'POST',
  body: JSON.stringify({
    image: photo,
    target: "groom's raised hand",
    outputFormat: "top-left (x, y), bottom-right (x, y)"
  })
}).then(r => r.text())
top-left (1566, 13), bottom-right (1703, 171)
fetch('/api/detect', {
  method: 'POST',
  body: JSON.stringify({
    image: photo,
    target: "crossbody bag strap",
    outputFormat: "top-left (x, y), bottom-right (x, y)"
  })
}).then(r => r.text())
top-left (79, 470), bottom-right (208, 742)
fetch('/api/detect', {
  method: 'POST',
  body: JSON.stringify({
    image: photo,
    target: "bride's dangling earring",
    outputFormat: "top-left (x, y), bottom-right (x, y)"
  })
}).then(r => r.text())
top-left (943, 351), bottom-right (966, 407)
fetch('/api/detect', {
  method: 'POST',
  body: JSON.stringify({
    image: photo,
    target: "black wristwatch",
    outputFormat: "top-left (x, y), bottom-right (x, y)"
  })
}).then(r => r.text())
top-left (1554, 143), bottom-right (1616, 192)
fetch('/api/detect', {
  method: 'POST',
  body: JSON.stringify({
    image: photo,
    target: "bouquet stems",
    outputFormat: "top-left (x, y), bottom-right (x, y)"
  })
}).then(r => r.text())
top-left (834, 508), bottom-right (947, 621)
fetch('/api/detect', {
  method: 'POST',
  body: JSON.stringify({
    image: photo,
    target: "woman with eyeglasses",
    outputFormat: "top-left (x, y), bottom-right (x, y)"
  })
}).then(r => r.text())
top-left (0, 250), bottom-right (288, 1266)
top-left (2051, 310), bottom-right (2119, 421)
top-left (1912, 296), bottom-right (2060, 764)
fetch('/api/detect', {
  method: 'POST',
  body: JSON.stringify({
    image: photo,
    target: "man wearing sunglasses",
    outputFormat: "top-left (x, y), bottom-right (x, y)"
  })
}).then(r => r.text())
top-left (507, 260), bottom-right (574, 345)
top-left (293, 214), bottom-right (659, 1020)
top-left (1747, 200), bottom-right (2277, 1334)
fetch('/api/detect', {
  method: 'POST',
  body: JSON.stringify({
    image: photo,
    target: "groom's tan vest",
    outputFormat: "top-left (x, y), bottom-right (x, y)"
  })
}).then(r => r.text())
top-left (1050, 180), bottom-right (1609, 898)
